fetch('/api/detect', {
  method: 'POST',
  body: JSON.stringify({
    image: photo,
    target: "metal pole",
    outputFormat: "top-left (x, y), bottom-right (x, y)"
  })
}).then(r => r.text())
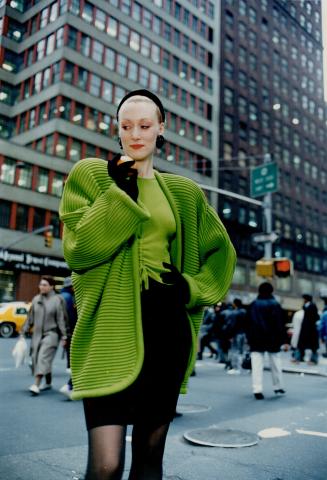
top-left (263, 192), bottom-right (272, 259)
top-left (263, 153), bottom-right (272, 259)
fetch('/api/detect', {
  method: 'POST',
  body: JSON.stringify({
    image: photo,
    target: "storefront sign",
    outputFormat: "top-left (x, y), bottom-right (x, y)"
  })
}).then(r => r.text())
top-left (0, 249), bottom-right (69, 275)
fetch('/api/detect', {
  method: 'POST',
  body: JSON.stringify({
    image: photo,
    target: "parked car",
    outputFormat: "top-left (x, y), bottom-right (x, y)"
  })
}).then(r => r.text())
top-left (0, 302), bottom-right (30, 338)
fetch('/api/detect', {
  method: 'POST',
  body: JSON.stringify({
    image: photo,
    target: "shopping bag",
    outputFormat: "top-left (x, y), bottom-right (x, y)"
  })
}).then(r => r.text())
top-left (12, 336), bottom-right (28, 368)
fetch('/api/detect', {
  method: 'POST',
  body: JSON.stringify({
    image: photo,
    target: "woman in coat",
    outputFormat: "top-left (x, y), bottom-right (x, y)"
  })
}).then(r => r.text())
top-left (22, 275), bottom-right (67, 395)
top-left (59, 89), bottom-right (236, 480)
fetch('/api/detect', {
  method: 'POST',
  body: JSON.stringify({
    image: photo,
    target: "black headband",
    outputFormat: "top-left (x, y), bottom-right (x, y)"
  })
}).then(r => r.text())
top-left (116, 89), bottom-right (165, 122)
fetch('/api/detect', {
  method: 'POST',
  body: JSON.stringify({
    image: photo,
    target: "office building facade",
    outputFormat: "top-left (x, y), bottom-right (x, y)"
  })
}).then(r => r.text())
top-left (218, 0), bottom-right (327, 309)
top-left (0, 0), bottom-right (220, 300)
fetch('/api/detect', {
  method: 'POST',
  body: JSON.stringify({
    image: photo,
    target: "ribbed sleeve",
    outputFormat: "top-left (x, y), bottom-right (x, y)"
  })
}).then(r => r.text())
top-left (59, 158), bottom-right (150, 272)
top-left (184, 202), bottom-right (236, 310)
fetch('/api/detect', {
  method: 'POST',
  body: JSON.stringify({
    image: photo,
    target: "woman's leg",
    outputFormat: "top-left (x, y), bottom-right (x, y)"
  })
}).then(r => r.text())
top-left (85, 425), bottom-right (127, 480)
top-left (34, 374), bottom-right (43, 387)
top-left (129, 422), bottom-right (170, 480)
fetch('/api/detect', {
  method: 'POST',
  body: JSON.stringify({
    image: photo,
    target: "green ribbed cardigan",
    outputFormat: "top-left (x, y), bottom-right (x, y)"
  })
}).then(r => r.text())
top-left (59, 158), bottom-right (236, 400)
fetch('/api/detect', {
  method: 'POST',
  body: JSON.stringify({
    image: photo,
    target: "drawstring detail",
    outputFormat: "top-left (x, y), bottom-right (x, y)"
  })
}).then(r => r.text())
top-left (140, 264), bottom-right (150, 290)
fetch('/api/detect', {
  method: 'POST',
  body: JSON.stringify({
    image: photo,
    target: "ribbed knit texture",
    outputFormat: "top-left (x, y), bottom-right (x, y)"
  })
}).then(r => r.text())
top-left (59, 158), bottom-right (236, 400)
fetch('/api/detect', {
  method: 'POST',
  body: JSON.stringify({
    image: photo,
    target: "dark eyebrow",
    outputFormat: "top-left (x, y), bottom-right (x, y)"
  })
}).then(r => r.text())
top-left (121, 118), bottom-right (154, 123)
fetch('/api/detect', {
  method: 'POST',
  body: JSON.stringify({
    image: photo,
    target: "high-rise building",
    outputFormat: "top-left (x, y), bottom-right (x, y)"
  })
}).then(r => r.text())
top-left (219, 0), bottom-right (327, 309)
top-left (0, 0), bottom-right (219, 301)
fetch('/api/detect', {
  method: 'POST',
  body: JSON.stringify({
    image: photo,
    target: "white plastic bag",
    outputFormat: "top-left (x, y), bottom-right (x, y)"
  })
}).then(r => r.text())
top-left (12, 336), bottom-right (28, 368)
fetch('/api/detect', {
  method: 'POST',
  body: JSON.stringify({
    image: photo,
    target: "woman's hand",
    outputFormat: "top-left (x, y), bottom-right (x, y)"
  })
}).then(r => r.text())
top-left (107, 154), bottom-right (138, 201)
top-left (160, 263), bottom-right (190, 304)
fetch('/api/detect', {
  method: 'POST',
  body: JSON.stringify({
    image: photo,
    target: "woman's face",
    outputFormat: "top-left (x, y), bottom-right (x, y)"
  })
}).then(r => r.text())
top-left (39, 280), bottom-right (52, 295)
top-left (118, 98), bottom-right (164, 162)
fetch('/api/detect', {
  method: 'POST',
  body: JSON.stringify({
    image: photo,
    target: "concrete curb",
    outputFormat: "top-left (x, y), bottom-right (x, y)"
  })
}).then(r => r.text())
top-left (264, 365), bottom-right (327, 377)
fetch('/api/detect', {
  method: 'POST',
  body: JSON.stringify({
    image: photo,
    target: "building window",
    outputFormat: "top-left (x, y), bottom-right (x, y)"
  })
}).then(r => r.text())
top-left (0, 199), bottom-right (11, 228)
top-left (107, 17), bottom-right (118, 37)
top-left (51, 173), bottom-right (64, 196)
top-left (222, 201), bottom-right (232, 219)
top-left (224, 87), bottom-right (234, 106)
top-left (36, 168), bottom-right (49, 193)
top-left (55, 135), bottom-right (67, 158)
top-left (92, 41), bottom-right (104, 63)
top-left (119, 24), bottom-right (129, 45)
top-left (223, 115), bottom-right (233, 133)
top-left (224, 60), bottom-right (234, 80)
top-left (15, 204), bottom-right (28, 232)
top-left (82, 2), bottom-right (93, 23)
top-left (0, 158), bottom-right (15, 184)
top-left (69, 140), bottom-right (81, 162)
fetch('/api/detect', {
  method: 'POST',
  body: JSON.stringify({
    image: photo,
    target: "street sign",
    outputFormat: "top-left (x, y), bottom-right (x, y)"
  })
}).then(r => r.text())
top-left (252, 231), bottom-right (279, 244)
top-left (250, 162), bottom-right (278, 198)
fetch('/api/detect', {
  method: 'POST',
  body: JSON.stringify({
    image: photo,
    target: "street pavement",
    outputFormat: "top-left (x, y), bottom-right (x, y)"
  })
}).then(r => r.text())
top-left (1, 337), bottom-right (327, 480)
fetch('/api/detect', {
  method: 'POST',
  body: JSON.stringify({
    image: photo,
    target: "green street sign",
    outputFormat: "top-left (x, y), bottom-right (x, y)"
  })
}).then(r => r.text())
top-left (250, 162), bottom-right (279, 198)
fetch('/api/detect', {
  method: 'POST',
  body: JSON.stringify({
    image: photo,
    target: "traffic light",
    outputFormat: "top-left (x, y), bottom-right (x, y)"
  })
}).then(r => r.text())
top-left (274, 258), bottom-right (293, 278)
top-left (256, 258), bottom-right (293, 278)
top-left (255, 259), bottom-right (274, 277)
top-left (44, 230), bottom-right (53, 248)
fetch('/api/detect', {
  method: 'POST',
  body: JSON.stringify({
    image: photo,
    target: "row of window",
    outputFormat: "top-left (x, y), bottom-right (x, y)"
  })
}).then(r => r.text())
top-left (67, 26), bottom-right (212, 92)
top-left (224, 33), bottom-right (323, 92)
top-left (223, 60), bottom-right (324, 103)
top-left (157, 0), bottom-right (214, 20)
top-left (28, 130), bottom-right (212, 177)
top-left (220, 199), bottom-right (327, 251)
top-left (231, 0), bottom-right (322, 43)
top-left (221, 142), bottom-right (327, 187)
top-left (16, 95), bottom-right (212, 149)
top-left (0, 199), bottom-right (61, 238)
top-left (19, 57), bottom-right (212, 121)
top-left (0, 156), bottom-right (65, 197)
top-left (66, 0), bottom-right (213, 68)
top-left (223, 111), bottom-right (325, 153)
top-left (225, 10), bottom-right (322, 65)
top-left (223, 88), bottom-right (325, 140)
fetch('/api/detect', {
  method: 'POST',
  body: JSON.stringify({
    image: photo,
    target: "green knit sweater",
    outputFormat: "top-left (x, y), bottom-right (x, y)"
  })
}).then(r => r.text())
top-left (59, 158), bottom-right (236, 400)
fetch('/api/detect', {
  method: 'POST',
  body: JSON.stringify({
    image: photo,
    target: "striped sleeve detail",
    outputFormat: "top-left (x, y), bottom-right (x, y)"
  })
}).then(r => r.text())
top-left (59, 158), bottom-right (150, 271)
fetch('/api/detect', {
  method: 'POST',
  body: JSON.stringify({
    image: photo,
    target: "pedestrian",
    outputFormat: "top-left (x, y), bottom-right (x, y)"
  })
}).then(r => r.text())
top-left (225, 298), bottom-right (247, 374)
top-left (21, 275), bottom-right (67, 395)
top-left (212, 302), bottom-right (233, 365)
top-left (289, 308), bottom-right (304, 363)
top-left (319, 297), bottom-right (327, 358)
top-left (296, 294), bottom-right (320, 365)
top-left (246, 282), bottom-right (289, 400)
top-left (59, 276), bottom-right (77, 399)
top-left (197, 306), bottom-right (218, 360)
top-left (59, 89), bottom-right (236, 480)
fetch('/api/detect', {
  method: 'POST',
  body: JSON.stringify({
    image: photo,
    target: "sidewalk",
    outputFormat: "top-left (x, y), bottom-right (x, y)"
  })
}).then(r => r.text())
top-left (275, 350), bottom-right (327, 377)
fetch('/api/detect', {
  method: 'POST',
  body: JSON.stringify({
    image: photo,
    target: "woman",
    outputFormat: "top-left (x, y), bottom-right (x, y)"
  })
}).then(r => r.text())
top-left (21, 275), bottom-right (67, 395)
top-left (59, 89), bottom-right (236, 480)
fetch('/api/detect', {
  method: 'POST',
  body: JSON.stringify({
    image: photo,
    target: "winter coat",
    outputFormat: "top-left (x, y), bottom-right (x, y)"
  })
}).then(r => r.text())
top-left (22, 290), bottom-right (67, 375)
top-left (320, 306), bottom-right (327, 341)
top-left (297, 302), bottom-right (320, 351)
top-left (60, 287), bottom-right (77, 336)
top-left (247, 295), bottom-right (287, 353)
top-left (59, 158), bottom-right (236, 400)
top-left (222, 307), bottom-right (247, 338)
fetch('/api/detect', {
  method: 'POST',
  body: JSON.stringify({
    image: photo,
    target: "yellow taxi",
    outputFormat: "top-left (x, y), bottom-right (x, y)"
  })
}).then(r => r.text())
top-left (0, 302), bottom-right (30, 338)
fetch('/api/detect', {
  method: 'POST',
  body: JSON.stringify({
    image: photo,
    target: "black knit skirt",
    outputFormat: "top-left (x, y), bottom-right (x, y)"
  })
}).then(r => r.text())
top-left (83, 278), bottom-right (192, 430)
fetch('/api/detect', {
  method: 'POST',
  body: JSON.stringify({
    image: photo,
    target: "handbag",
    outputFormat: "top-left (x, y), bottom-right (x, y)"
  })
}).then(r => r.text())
top-left (12, 336), bottom-right (28, 368)
top-left (241, 352), bottom-right (252, 370)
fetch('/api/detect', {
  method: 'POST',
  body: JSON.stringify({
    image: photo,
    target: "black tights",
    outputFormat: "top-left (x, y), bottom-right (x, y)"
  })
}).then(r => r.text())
top-left (85, 422), bottom-right (170, 480)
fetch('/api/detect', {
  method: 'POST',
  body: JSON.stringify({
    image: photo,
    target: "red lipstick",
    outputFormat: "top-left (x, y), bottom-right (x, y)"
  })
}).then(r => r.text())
top-left (130, 144), bottom-right (144, 149)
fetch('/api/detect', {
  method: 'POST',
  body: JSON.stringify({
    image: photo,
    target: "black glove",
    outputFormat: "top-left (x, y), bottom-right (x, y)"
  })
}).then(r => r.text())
top-left (160, 262), bottom-right (190, 304)
top-left (107, 153), bottom-right (138, 201)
